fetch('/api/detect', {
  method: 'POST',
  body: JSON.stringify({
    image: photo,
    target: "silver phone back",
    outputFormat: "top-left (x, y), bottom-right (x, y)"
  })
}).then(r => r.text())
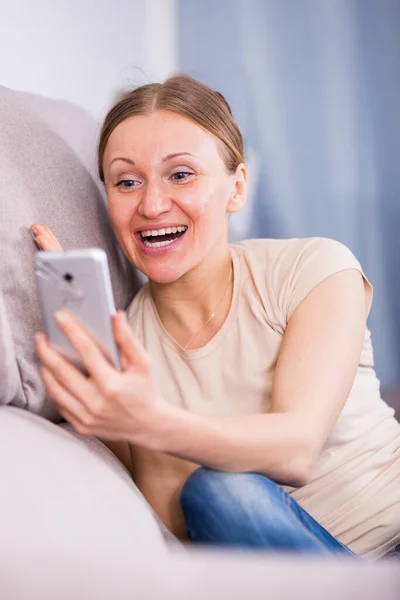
top-left (35, 248), bottom-right (120, 369)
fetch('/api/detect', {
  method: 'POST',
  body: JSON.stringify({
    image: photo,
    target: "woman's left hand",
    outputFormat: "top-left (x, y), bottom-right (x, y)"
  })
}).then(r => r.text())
top-left (36, 310), bottom-right (167, 445)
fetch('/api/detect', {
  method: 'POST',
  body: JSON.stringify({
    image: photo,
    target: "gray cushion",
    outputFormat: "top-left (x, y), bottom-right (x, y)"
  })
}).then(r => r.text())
top-left (0, 86), bottom-right (140, 419)
top-left (0, 289), bottom-right (19, 405)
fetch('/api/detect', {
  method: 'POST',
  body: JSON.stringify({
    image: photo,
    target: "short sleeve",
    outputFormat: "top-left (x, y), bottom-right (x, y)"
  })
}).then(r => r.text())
top-left (284, 238), bottom-right (373, 322)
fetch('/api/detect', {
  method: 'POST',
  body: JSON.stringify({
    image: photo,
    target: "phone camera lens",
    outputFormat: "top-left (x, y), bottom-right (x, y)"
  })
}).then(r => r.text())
top-left (64, 273), bottom-right (73, 283)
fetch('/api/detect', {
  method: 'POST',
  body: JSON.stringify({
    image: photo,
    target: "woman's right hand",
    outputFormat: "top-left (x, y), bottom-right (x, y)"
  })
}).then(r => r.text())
top-left (30, 224), bottom-right (63, 252)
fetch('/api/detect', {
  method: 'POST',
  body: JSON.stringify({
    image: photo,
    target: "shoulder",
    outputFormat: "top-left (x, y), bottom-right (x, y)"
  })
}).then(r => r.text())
top-left (233, 236), bottom-right (356, 266)
top-left (232, 237), bottom-right (371, 323)
top-left (232, 237), bottom-right (363, 278)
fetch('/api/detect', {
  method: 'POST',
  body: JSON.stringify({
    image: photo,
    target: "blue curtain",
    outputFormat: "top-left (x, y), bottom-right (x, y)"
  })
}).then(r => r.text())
top-left (177, 0), bottom-right (400, 388)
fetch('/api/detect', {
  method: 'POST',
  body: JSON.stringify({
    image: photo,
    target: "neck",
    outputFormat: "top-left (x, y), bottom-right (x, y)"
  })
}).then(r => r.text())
top-left (150, 246), bottom-right (233, 342)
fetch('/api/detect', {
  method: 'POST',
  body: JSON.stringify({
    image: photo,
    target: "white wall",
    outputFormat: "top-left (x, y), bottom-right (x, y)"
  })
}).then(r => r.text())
top-left (0, 0), bottom-right (177, 119)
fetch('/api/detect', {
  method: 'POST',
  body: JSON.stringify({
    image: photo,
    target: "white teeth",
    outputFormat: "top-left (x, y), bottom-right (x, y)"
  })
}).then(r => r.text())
top-left (140, 225), bottom-right (187, 238)
top-left (143, 238), bottom-right (178, 247)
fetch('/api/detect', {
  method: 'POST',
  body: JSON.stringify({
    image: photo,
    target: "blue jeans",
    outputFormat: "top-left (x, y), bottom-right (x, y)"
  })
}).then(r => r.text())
top-left (180, 468), bottom-right (357, 557)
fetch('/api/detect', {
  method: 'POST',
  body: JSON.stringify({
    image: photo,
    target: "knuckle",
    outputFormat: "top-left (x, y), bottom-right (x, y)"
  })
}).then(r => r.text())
top-left (45, 349), bottom-right (61, 369)
top-left (74, 331), bottom-right (91, 349)
top-left (75, 422), bottom-right (90, 436)
top-left (90, 396), bottom-right (106, 417)
top-left (102, 378), bottom-right (121, 399)
top-left (83, 414), bottom-right (96, 428)
top-left (77, 413), bottom-right (97, 433)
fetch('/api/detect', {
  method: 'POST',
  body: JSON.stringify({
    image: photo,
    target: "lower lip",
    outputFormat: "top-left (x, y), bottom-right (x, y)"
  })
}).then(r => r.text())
top-left (134, 231), bottom-right (187, 256)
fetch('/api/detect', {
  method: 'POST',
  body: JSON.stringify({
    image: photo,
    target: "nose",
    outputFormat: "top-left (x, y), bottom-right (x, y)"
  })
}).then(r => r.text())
top-left (137, 181), bottom-right (172, 219)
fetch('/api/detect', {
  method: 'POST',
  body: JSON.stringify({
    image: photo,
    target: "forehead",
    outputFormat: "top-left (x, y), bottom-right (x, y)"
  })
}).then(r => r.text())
top-left (104, 110), bottom-right (220, 161)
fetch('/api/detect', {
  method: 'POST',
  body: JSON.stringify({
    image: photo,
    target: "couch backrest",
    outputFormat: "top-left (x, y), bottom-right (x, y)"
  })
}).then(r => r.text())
top-left (0, 86), bottom-right (140, 420)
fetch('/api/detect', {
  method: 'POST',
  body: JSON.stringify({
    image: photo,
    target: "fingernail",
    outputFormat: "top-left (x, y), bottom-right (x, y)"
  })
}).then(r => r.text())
top-left (30, 226), bottom-right (38, 236)
top-left (35, 332), bottom-right (45, 344)
top-left (54, 310), bottom-right (67, 324)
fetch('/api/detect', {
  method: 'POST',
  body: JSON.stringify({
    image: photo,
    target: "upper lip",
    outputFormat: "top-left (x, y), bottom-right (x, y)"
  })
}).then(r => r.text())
top-left (135, 223), bottom-right (188, 233)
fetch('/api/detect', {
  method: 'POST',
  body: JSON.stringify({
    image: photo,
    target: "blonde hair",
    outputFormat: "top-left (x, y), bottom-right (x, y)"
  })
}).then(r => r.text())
top-left (98, 74), bottom-right (244, 182)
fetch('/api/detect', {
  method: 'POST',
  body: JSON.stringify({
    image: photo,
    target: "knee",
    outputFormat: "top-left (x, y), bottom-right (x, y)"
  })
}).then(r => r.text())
top-left (180, 468), bottom-right (230, 515)
top-left (180, 468), bottom-right (280, 519)
top-left (180, 469), bottom-right (285, 543)
top-left (180, 469), bottom-right (245, 537)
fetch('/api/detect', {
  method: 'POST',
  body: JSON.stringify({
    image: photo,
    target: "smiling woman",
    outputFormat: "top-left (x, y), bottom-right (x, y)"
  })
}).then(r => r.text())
top-left (98, 79), bottom-right (247, 286)
top-left (31, 74), bottom-right (400, 562)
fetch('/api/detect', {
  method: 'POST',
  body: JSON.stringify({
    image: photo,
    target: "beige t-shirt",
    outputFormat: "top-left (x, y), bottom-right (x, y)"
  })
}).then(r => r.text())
top-left (127, 237), bottom-right (400, 560)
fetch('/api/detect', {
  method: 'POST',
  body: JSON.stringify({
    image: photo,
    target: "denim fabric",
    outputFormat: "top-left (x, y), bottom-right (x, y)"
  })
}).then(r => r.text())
top-left (181, 468), bottom-right (357, 557)
top-left (384, 545), bottom-right (400, 561)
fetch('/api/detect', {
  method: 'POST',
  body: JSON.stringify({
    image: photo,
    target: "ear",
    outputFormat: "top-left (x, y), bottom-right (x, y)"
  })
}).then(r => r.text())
top-left (226, 163), bottom-right (248, 214)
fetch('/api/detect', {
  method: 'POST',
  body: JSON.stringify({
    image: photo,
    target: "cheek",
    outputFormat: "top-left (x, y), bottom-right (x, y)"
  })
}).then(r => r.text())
top-left (107, 194), bottom-right (135, 230)
top-left (176, 181), bottom-right (230, 221)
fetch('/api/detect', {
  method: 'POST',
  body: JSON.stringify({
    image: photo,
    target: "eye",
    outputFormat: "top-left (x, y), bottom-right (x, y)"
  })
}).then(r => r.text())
top-left (171, 171), bottom-right (194, 183)
top-left (115, 179), bottom-right (141, 190)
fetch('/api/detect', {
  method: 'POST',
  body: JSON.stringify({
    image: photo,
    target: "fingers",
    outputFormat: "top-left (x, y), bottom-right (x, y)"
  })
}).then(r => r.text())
top-left (113, 311), bottom-right (151, 371)
top-left (40, 365), bottom-right (104, 436)
top-left (35, 332), bottom-right (93, 402)
top-left (30, 224), bottom-right (63, 251)
top-left (40, 365), bottom-right (88, 425)
top-left (52, 311), bottom-right (121, 392)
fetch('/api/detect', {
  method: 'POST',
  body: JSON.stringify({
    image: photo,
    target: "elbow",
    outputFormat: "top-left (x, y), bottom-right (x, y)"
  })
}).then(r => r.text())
top-left (259, 449), bottom-right (316, 488)
top-left (285, 451), bottom-right (317, 488)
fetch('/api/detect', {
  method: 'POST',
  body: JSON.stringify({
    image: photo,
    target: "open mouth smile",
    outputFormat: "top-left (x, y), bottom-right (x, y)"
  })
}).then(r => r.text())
top-left (134, 225), bottom-right (188, 254)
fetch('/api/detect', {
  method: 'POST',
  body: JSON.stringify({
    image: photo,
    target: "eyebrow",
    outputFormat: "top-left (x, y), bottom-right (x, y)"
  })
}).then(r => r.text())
top-left (162, 152), bottom-right (195, 162)
top-left (109, 157), bottom-right (135, 167)
top-left (109, 152), bottom-right (195, 168)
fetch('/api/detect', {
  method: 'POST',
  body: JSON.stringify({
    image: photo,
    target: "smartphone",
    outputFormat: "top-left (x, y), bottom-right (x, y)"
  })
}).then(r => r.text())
top-left (34, 248), bottom-right (121, 370)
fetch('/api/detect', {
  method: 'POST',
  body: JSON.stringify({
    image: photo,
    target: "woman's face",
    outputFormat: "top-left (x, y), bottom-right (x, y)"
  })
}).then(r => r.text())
top-left (102, 110), bottom-right (247, 283)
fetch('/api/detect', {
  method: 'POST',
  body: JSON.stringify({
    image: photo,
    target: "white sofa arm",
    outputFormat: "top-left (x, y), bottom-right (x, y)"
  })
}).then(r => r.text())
top-left (0, 406), bottom-right (167, 598)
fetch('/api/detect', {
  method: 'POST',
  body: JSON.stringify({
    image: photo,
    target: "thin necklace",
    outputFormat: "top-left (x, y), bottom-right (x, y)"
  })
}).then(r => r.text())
top-left (180, 264), bottom-right (233, 351)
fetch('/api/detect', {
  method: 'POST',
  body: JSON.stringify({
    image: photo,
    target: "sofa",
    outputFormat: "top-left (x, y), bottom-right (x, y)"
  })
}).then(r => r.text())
top-left (0, 85), bottom-right (398, 599)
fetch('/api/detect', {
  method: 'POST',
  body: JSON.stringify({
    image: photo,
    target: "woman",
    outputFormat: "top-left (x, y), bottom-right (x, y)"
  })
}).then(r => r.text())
top-left (31, 74), bottom-right (400, 561)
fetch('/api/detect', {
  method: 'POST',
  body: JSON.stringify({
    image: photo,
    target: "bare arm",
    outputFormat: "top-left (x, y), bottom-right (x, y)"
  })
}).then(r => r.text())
top-left (154, 269), bottom-right (368, 487)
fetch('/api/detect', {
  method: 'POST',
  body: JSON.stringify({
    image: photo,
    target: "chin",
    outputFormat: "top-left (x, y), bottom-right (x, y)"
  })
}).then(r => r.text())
top-left (138, 262), bottom-right (188, 285)
top-left (124, 235), bottom-right (193, 284)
